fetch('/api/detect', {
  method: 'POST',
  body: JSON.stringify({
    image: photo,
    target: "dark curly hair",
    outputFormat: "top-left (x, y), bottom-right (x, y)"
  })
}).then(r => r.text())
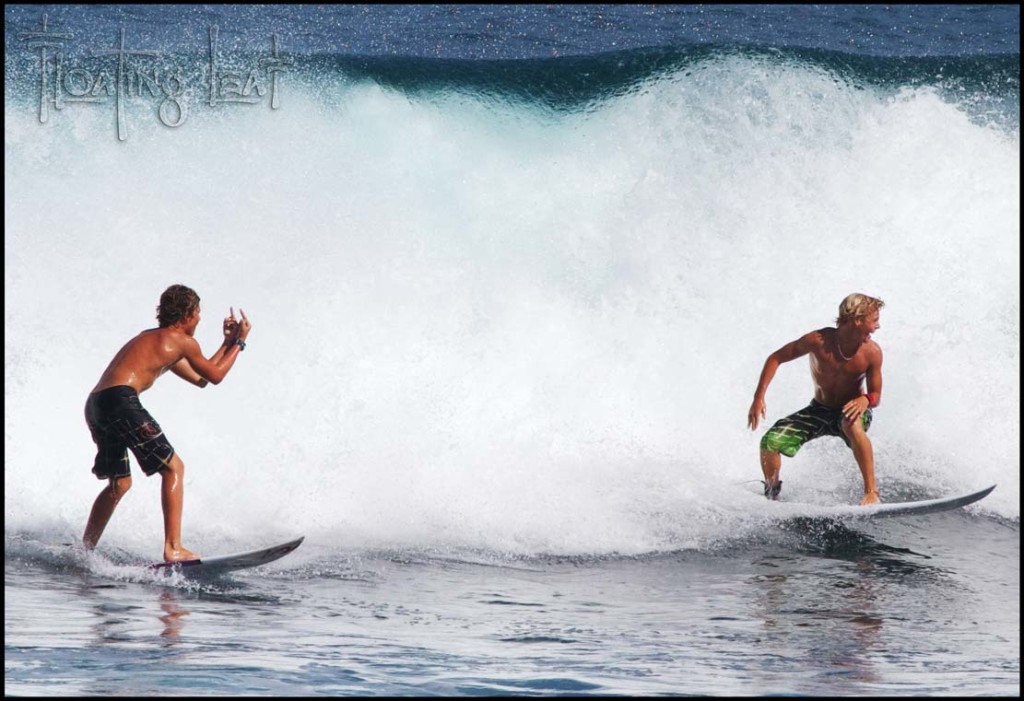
top-left (156, 284), bottom-right (200, 327)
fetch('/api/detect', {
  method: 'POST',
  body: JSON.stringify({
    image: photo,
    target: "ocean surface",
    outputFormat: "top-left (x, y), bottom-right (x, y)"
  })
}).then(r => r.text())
top-left (5, 4), bottom-right (1019, 696)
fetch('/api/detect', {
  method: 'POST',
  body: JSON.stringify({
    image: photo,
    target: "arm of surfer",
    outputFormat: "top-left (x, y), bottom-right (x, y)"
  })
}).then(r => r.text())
top-left (170, 357), bottom-right (209, 387)
top-left (210, 307), bottom-right (241, 364)
top-left (865, 345), bottom-right (882, 405)
top-left (748, 334), bottom-right (814, 430)
top-left (843, 345), bottom-right (883, 422)
top-left (181, 309), bottom-right (251, 386)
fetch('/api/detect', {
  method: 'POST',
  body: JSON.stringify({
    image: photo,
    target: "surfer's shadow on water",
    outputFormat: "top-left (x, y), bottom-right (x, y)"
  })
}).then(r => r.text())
top-left (81, 574), bottom-right (295, 645)
top-left (783, 516), bottom-right (924, 553)
top-left (773, 516), bottom-right (968, 584)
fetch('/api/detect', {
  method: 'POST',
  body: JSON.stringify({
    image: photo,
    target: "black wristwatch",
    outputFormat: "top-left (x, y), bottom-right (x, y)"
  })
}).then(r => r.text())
top-left (235, 338), bottom-right (246, 351)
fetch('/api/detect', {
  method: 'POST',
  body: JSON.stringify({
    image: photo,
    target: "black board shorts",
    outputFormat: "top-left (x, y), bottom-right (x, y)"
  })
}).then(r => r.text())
top-left (85, 385), bottom-right (175, 479)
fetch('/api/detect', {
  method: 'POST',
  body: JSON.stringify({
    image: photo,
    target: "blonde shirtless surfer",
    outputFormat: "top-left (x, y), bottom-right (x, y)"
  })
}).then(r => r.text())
top-left (747, 293), bottom-right (885, 506)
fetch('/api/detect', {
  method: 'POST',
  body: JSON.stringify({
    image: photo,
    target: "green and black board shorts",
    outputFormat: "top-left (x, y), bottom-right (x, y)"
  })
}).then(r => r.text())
top-left (760, 398), bottom-right (872, 458)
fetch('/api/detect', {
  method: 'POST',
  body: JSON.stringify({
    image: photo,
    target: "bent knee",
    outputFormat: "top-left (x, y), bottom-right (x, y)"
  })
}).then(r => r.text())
top-left (160, 452), bottom-right (185, 475)
top-left (844, 409), bottom-right (872, 436)
top-left (110, 476), bottom-right (133, 498)
top-left (841, 416), bottom-right (870, 440)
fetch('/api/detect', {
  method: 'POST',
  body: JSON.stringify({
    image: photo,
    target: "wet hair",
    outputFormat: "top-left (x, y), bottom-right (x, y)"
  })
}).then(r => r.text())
top-left (156, 284), bottom-right (200, 327)
top-left (836, 293), bottom-right (884, 326)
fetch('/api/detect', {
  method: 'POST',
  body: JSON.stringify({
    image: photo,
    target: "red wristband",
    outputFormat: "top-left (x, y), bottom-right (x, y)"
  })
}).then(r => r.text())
top-left (863, 392), bottom-right (879, 408)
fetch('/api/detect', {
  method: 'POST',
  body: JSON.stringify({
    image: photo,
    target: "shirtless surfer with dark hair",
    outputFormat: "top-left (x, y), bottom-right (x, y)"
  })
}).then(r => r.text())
top-left (83, 284), bottom-right (251, 562)
top-left (747, 293), bottom-right (885, 506)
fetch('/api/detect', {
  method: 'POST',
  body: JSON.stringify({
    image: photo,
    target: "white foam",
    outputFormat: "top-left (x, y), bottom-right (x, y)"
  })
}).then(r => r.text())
top-left (5, 58), bottom-right (1019, 554)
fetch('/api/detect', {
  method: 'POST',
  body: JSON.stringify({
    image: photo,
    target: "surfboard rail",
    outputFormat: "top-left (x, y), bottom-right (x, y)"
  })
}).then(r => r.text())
top-left (777, 484), bottom-right (996, 520)
top-left (148, 536), bottom-right (305, 573)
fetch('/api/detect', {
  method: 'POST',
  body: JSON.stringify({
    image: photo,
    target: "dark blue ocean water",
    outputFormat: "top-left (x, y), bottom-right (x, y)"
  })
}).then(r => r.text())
top-left (6, 4), bottom-right (1021, 58)
top-left (5, 4), bottom-right (1019, 696)
top-left (6, 4), bottom-right (1020, 108)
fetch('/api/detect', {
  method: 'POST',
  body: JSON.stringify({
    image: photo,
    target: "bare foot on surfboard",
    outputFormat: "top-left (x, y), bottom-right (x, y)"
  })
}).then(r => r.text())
top-left (859, 490), bottom-right (881, 506)
top-left (163, 546), bottom-right (200, 562)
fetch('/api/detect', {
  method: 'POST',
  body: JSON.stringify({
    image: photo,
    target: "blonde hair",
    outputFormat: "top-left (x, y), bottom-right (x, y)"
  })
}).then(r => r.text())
top-left (836, 293), bottom-right (884, 325)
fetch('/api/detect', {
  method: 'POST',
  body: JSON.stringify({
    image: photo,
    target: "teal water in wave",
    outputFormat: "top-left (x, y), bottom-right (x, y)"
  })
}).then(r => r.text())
top-left (5, 4), bottom-right (1019, 696)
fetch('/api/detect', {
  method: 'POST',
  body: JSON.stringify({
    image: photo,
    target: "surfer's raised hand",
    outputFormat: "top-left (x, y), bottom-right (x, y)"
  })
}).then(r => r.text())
top-left (236, 308), bottom-right (251, 341)
top-left (222, 307), bottom-right (238, 340)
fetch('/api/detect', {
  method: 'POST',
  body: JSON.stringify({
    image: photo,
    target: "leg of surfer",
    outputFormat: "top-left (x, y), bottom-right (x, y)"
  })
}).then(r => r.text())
top-left (760, 449), bottom-right (782, 499)
top-left (160, 453), bottom-right (199, 562)
top-left (842, 419), bottom-right (879, 506)
top-left (83, 475), bottom-right (132, 549)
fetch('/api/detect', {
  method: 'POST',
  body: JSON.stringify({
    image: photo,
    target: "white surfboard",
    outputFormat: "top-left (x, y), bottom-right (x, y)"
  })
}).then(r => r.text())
top-left (148, 536), bottom-right (305, 574)
top-left (780, 484), bottom-right (996, 520)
